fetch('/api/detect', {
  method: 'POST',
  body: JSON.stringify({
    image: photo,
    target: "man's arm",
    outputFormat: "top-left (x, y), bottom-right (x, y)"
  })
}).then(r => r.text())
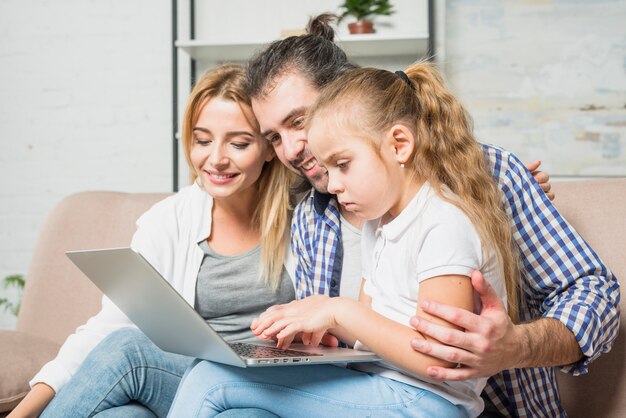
top-left (411, 146), bottom-right (619, 380)
top-left (409, 271), bottom-right (583, 380)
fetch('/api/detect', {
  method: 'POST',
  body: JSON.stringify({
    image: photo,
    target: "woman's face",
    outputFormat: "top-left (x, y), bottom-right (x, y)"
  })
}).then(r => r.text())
top-left (190, 97), bottom-right (273, 201)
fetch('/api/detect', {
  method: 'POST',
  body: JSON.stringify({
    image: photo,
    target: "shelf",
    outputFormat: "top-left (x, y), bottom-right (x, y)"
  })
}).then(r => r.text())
top-left (337, 33), bottom-right (429, 58)
top-left (176, 33), bottom-right (430, 62)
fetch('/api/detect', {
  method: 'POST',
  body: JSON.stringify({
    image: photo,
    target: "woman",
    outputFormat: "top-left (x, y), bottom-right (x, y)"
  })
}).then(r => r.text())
top-left (9, 64), bottom-right (295, 418)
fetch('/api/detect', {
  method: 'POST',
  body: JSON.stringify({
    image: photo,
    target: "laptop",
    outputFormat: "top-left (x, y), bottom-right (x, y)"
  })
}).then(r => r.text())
top-left (66, 247), bottom-right (380, 368)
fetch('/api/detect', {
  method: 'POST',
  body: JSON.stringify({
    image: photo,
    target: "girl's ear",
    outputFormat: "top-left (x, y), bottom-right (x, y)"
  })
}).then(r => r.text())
top-left (387, 124), bottom-right (415, 165)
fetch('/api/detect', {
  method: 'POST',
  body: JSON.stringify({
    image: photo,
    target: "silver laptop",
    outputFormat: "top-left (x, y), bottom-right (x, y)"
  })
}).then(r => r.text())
top-left (66, 247), bottom-right (379, 368)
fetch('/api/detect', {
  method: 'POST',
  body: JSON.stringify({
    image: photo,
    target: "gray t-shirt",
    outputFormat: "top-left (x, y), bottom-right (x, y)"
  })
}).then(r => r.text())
top-left (194, 240), bottom-right (295, 343)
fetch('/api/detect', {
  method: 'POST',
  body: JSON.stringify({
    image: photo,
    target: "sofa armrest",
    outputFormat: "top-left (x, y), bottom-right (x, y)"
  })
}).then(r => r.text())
top-left (0, 330), bottom-right (60, 413)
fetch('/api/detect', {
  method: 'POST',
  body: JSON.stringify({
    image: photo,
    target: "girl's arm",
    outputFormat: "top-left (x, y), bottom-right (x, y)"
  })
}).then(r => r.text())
top-left (253, 278), bottom-right (370, 347)
top-left (254, 274), bottom-right (474, 377)
top-left (358, 278), bottom-right (372, 306)
top-left (322, 278), bottom-right (371, 347)
top-left (336, 274), bottom-right (473, 374)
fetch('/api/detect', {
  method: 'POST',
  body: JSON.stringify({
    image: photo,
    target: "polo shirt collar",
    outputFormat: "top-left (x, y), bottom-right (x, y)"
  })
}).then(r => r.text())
top-left (377, 182), bottom-right (431, 241)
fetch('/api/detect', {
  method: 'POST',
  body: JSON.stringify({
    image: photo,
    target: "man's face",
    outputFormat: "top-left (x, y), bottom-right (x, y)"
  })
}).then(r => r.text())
top-left (252, 73), bottom-right (329, 193)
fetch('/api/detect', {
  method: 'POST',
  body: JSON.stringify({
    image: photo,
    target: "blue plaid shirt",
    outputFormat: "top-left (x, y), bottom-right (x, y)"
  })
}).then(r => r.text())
top-left (290, 143), bottom-right (620, 417)
top-left (292, 191), bottom-right (343, 299)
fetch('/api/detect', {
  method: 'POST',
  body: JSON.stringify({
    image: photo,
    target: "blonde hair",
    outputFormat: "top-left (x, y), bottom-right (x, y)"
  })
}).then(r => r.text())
top-left (182, 64), bottom-right (294, 290)
top-left (308, 62), bottom-right (519, 321)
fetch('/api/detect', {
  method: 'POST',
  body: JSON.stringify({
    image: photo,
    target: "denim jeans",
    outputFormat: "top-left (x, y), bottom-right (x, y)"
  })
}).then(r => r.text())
top-left (40, 328), bottom-right (195, 418)
top-left (168, 360), bottom-right (468, 418)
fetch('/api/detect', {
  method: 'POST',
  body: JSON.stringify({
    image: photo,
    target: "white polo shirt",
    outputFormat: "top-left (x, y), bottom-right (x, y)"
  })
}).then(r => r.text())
top-left (355, 181), bottom-right (506, 418)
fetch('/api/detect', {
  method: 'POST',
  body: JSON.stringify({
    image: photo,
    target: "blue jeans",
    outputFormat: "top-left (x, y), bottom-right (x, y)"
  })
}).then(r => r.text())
top-left (168, 360), bottom-right (468, 417)
top-left (40, 328), bottom-right (195, 418)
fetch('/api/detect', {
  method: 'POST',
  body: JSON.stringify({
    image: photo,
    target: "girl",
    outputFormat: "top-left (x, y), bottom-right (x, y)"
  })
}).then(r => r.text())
top-left (167, 62), bottom-right (517, 418)
top-left (10, 64), bottom-right (295, 418)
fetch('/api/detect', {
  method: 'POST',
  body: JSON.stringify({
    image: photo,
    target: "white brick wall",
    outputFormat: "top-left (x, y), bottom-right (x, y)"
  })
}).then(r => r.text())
top-left (0, 0), bottom-right (172, 328)
top-left (2, 1), bottom-right (624, 330)
top-left (445, 0), bottom-right (626, 176)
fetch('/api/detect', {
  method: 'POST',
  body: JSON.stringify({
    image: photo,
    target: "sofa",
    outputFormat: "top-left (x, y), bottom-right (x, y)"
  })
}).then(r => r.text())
top-left (0, 191), bottom-right (169, 416)
top-left (0, 179), bottom-right (624, 417)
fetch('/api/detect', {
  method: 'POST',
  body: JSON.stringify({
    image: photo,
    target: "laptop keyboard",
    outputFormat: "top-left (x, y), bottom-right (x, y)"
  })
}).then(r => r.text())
top-left (230, 342), bottom-right (322, 359)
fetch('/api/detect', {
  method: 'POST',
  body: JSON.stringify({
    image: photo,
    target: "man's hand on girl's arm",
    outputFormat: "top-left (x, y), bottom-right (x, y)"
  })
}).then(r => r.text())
top-left (409, 271), bottom-right (583, 380)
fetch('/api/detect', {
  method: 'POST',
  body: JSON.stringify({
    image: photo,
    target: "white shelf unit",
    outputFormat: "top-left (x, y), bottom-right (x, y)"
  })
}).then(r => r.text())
top-left (176, 33), bottom-right (430, 63)
top-left (172, 0), bottom-right (436, 189)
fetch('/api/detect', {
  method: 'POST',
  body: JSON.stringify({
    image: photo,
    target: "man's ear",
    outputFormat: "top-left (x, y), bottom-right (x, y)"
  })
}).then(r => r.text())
top-left (387, 123), bottom-right (415, 165)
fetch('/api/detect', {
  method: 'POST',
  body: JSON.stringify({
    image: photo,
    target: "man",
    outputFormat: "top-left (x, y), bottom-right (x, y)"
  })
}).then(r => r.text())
top-left (245, 14), bottom-right (620, 417)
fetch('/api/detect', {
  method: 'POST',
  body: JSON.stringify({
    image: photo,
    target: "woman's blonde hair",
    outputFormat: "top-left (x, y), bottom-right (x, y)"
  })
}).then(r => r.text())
top-left (181, 64), bottom-right (294, 290)
top-left (308, 62), bottom-right (520, 321)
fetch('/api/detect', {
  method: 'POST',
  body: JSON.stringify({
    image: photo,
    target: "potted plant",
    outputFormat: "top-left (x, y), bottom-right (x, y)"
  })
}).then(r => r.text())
top-left (338, 0), bottom-right (395, 34)
top-left (0, 274), bottom-right (25, 317)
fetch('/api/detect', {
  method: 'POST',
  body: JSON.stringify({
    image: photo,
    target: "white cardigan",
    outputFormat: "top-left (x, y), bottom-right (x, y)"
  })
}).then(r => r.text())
top-left (31, 183), bottom-right (295, 392)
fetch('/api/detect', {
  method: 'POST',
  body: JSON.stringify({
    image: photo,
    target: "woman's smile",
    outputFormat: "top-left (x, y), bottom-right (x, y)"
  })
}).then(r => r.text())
top-left (205, 170), bottom-right (240, 185)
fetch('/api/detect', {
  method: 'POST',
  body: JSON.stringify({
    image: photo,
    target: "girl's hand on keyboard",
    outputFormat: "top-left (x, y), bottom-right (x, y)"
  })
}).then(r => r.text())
top-left (251, 295), bottom-right (338, 349)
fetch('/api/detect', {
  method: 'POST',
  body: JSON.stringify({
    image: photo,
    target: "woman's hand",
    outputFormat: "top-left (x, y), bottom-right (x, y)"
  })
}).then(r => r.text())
top-left (7, 383), bottom-right (55, 418)
top-left (251, 296), bottom-right (338, 349)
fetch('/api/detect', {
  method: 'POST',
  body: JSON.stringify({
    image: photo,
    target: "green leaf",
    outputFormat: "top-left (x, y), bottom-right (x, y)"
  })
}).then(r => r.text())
top-left (338, 0), bottom-right (395, 23)
top-left (1, 274), bottom-right (25, 317)
top-left (4, 274), bottom-right (25, 289)
top-left (0, 298), bottom-right (15, 313)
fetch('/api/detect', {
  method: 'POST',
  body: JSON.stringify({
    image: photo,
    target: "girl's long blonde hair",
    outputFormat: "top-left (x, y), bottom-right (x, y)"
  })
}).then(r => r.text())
top-left (309, 62), bottom-right (519, 321)
top-left (181, 64), bottom-right (294, 290)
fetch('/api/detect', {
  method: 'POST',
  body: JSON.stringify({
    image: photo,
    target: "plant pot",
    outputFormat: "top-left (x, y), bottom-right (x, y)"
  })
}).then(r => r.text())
top-left (348, 20), bottom-right (374, 34)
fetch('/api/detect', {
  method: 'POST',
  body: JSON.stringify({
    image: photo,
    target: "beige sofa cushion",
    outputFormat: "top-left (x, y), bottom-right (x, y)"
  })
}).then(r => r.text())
top-left (0, 331), bottom-right (60, 412)
top-left (552, 179), bottom-right (626, 418)
top-left (2, 191), bottom-right (169, 413)
top-left (17, 191), bottom-right (170, 344)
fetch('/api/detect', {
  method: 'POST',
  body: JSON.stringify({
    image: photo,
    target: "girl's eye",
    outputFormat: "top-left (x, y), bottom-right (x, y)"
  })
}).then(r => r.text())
top-left (337, 160), bottom-right (349, 170)
top-left (232, 142), bottom-right (249, 150)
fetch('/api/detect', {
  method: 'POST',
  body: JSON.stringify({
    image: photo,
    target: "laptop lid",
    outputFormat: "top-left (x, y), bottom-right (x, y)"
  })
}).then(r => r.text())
top-left (66, 247), bottom-right (379, 367)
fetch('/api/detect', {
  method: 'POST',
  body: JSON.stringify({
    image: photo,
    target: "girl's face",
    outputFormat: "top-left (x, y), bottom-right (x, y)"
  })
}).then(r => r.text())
top-left (190, 98), bottom-right (274, 202)
top-left (308, 117), bottom-right (411, 221)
